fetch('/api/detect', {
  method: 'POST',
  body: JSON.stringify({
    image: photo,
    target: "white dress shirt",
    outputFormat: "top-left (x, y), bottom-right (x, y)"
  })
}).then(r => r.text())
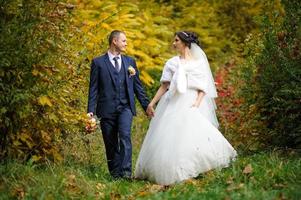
top-left (108, 51), bottom-right (122, 69)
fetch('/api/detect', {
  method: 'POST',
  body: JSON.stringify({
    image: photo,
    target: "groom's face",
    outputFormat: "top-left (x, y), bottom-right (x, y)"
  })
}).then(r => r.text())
top-left (113, 33), bottom-right (127, 52)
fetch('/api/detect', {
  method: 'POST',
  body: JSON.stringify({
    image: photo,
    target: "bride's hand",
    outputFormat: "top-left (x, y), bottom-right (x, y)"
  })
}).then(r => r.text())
top-left (146, 104), bottom-right (155, 118)
top-left (191, 101), bottom-right (200, 108)
top-left (191, 91), bottom-right (204, 108)
top-left (191, 98), bottom-right (203, 107)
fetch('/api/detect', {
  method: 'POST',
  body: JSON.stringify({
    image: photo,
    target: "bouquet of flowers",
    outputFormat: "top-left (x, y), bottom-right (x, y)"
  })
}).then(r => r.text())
top-left (85, 113), bottom-right (97, 133)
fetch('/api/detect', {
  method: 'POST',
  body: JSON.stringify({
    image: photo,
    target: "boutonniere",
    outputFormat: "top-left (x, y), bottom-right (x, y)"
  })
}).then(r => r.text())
top-left (128, 66), bottom-right (136, 77)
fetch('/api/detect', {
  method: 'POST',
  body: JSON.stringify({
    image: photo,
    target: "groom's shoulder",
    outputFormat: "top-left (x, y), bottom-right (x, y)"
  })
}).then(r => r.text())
top-left (122, 54), bottom-right (135, 62)
top-left (93, 53), bottom-right (107, 62)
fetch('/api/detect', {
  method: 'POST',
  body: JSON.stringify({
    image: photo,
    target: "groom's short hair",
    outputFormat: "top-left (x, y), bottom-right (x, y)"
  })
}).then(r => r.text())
top-left (108, 30), bottom-right (125, 45)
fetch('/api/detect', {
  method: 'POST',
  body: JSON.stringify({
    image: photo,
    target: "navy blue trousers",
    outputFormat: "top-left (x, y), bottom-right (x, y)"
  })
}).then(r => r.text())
top-left (100, 107), bottom-right (133, 178)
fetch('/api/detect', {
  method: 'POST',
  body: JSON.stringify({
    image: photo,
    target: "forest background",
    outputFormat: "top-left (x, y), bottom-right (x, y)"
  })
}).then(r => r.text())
top-left (0, 0), bottom-right (300, 199)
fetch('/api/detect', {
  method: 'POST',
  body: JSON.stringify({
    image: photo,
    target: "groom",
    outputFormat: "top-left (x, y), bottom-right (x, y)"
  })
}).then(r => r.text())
top-left (87, 30), bottom-right (150, 179)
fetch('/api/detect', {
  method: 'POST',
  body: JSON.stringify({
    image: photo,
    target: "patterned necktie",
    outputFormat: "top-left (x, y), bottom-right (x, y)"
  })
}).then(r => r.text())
top-left (113, 57), bottom-right (120, 72)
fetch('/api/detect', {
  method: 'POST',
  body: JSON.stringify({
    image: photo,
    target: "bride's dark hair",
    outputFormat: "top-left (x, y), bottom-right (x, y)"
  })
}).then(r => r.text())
top-left (175, 31), bottom-right (200, 48)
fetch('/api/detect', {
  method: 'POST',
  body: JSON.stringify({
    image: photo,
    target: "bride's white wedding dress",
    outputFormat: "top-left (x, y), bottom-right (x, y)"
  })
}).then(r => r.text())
top-left (134, 55), bottom-right (237, 185)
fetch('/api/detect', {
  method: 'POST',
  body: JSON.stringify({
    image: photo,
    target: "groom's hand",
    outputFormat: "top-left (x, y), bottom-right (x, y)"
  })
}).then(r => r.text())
top-left (146, 104), bottom-right (155, 118)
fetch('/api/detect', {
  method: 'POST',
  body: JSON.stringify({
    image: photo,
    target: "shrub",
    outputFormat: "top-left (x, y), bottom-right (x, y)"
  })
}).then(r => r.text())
top-left (237, 0), bottom-right (301, 148)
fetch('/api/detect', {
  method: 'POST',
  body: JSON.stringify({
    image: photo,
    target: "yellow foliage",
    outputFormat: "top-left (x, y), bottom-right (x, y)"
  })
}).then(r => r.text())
top-left (31, 155), bottom-right (42, 162)
top-left (32, 69), bottom-right (39, 76)
top-left (41, 131), bottom-right (52, 143)
top-left (19, 131), bottom-right (34, 149)
top-left (140, 71), bottom-right (155, 86)
top-left (101, 23), bottom-right (111, 30)
top-left (71, 0), bottom-right (175, 85)
top-left (38, 96), bottom-right (53, 107)
top-left (51, 149), bottom-right (63, 162)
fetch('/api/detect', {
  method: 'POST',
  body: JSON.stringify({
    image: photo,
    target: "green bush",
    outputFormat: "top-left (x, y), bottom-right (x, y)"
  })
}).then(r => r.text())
top-left (0, 0), bottom-right (75, 161)
top-left (240, 0), bottom-right (301, 148)
top-left (258, 0), bottom-right (301, 147)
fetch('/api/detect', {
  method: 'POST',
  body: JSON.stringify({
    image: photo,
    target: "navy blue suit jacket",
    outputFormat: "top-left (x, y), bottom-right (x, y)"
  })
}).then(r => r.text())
top-left (87, 53), bottom-right (149, 118)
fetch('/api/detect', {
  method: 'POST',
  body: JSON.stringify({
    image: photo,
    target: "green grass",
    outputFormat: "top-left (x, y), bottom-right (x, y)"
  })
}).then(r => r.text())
top-left (1, 149), bottom-right (300, 199)
top-left (1, 112), bottom-right (301, 199)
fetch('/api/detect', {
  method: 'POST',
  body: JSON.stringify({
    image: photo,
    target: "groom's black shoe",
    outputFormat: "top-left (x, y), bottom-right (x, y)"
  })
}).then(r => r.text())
top-left (111, 173), bottom-right (122, 180)
top-left (111, 173), bottom-right (132, 181)
top-left (121, 172), bottom-right (133, 181)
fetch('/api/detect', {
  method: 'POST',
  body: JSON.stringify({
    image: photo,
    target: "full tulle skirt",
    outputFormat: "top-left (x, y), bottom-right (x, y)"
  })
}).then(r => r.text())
top-left (134, 89), bottom-right (237, 185)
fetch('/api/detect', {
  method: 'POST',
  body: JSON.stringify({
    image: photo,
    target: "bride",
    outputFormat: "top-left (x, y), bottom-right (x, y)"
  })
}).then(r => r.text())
top-left (134, 31), bottom-right (237, 185)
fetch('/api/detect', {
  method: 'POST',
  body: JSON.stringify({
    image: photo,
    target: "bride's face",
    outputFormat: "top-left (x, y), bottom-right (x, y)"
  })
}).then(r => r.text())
top-left (173, 35), bottom-right (186, 52)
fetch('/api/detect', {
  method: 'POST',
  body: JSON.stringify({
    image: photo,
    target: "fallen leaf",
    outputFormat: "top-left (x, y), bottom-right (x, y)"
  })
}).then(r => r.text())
top-left (137, 191), bottom-right (149, 197)
top-left (226, 183), bottom-right (244, 192)
top-left (95, 191), bottom-right (104, 198)
top-left (226, 176), bottom-right (234, 185)
top-left (185, 178), bottom-right (198, 185)
top-left (11, 187), bottom-right (25, 199)
top-left (149, 184), bottom-right (168, 192)
top-left (110, 192), bottom-right (121, 200)
top-left (96, 183), bottom-right (105, 190)
top-left (68, 174), bottom-right (76, 180)
top-left (243, 164), bottom-right (253, 174)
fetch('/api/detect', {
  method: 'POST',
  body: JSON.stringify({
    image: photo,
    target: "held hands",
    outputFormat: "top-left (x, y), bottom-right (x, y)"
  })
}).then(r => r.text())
top-left (146, 104), bottom-right (155, 118)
